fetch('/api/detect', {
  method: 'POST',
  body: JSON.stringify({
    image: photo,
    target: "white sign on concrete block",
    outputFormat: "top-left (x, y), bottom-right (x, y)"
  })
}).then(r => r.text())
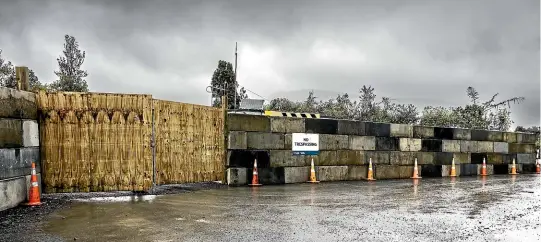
top-left (292, 133), bottom-right (319, 155)
top-left (22, 120), bottom-right (39, 147)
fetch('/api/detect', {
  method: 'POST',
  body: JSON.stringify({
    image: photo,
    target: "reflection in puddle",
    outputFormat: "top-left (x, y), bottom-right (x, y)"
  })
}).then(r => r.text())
top-left (73, 195), bottom-right (158, 203)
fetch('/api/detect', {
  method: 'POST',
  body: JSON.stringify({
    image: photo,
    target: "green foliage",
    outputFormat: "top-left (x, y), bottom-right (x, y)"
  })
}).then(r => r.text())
top-left (50, 35), bottom-right (89, 92)
top-left (210, 60), bottom-right (246, 109)
top-left (0, 49), bottom-right (45, 92)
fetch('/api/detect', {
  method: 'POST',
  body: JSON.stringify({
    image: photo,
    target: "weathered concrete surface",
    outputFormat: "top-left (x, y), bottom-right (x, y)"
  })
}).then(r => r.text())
top-left (336, 150), bottom-right (365, 166)
top-left (487, 131), bottom-right (504, 142)
top-left (460, 164), bottom-right (478, 176)
top-left (348, 136), bottom-right (375, 150)
top-left (0, 119), bottom-right (23, 148)
top-left (452, 128), bottom-right (471, 140)
top-left (247, 132), bottom-right (284, 149)
top-left (389, 151), bottom-right (417, 165)
top-left (471, 130), bottom-right (489, 141)
top-left (346, 166), bottom-right (367, 180)
top-left (305, 119), bottom-right (338, 134)
top-left (316, 166), bottom-right (348, 181)
top-left (507, 164), bottom-right (523, 174)
top-left (460, 140), bottom-right (479, 153)
top-left (0, 87), bottom-right (37, 119)
top-left (227, 131), bottom-right (247, 149)
top-left (22, 120), bottom-right (39, 147)
top-left (486, 153), bottom-right (503, 164)
top-left (269, 117), bottom-right (305, 133)
top-left (337, 120), bottom-right (366, 136)
top-left (398, 138), bottom-right (421, 151)
top-left (434, 152), bottom-right (470, 165)
top-left (0, 147), bottom-right (41, 180)
top-left (441, 140), bottom-right (461, 152)
top-left (517, 133), bottom-right (537, 144)
top-left (441, 165), bottom-right (460, 177)
top-left (365, 122), bottom-right (390, 137)
top-left (375, 137), bottom-right (399, 151)
top-left (0, 177), bottom-right (26, 211)
top-left (319, 134), bottom-right (348, 150)
top-left (509, 143), bottom-right (535, 153)
top-left (228, 114), bottom-right (270, 132)
top-left (477, 164), bottom-right (494, 175)
top-left (364, 151), bottom-right (390, 165)
top-left (516, 153), bottom-right (536, 164)
top-left (247, 167), bottom-right (285, 185)
top-left (6, 176), bottom-right (539, 242)
top-left (477, 141), bottom-right (494, 153)
top-left (226, 168), bottom-right (247, 186)
top-left (284, 166), bottom-right (310, 183)
top-left (493, 142), bottom-right (509, 153)
top-left (413, 125), bottom-right (434, 138)
top-left (269, 150), bottom-right (310, 167)
top-left (390, 124), bottom-right (413, 137)
top-left (503, 132), bottom-right (517, 143)
top-left (375, 165), bottom-right (416, 179)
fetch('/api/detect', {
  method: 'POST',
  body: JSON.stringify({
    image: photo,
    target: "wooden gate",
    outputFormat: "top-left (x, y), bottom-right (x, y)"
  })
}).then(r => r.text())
top-left (37, 91), bottom-right (225, 192)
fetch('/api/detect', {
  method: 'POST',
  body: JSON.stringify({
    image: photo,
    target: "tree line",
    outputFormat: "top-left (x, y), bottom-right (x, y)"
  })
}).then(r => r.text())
top-left (0, 35), bottom-right (88, 92)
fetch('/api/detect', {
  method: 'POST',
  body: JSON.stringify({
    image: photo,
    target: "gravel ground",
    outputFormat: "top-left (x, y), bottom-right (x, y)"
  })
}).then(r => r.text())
top-left (0, 182), bottom-right (227, 242)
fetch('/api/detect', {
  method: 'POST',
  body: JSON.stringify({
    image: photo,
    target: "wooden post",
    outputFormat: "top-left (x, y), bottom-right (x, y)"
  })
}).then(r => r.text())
top-left (15, 66), bottom-right (29, 91)
top-left (221, 95), bottom-right (228, 184)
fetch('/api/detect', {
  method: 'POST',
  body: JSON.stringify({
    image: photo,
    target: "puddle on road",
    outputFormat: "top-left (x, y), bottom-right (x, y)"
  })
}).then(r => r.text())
top-left (73, 194), bottom-right (158, 203)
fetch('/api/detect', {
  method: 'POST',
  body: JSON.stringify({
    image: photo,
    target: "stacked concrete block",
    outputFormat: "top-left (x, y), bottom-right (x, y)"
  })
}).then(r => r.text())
top-left (0, 87), bottom-right (40, 212)
top-left (225, 114), bottom-right (538, 185)
top-left (227, 168), bottom-right (247, 186)
top-left (476, 164), bottom-right (494, 175)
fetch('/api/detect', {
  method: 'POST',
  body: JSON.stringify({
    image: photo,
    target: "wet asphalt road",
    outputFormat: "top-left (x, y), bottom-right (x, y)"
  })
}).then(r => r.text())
top-left (17, 175), bottom-right (541, 241)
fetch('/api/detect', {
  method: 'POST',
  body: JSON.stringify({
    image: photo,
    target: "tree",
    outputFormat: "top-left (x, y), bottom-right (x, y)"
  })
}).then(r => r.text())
top-left (50, 35), bottom-right (88, 92)
top-left (0, 49), bottom-right (45, 91)
top-left (210, 60), bottom-right (246, 109)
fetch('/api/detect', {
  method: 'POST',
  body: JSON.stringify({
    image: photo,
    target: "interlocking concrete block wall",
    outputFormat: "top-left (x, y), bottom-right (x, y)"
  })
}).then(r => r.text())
top-left (0, 87), bottom-right (40, 211)
top-left (226, 114), bottom-right (539, 185)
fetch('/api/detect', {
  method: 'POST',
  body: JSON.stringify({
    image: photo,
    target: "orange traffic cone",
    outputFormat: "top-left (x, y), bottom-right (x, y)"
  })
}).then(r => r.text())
top-left (24, 162), bottom-right (42, 206)
top-left (249, 159), bottom-right (262, 186)
top-left (411, 158), bottom-right (422, 179)
top-left (450, 158), bottom-right (457, 177)
top-left (536, 149), bottom-right (540, 174)
top-left (367, 158), bottom-right (376, 181)
top-left (307, 158), bottom-right (320, 183)
top-left (480, 157), bottom-right (488, 176)
top-left (510, 158), bottom-right (518, 175)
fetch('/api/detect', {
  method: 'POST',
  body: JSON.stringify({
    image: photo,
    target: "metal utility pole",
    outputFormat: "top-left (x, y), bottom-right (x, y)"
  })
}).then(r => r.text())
top-left (234, 42), bottom-right (238, 109)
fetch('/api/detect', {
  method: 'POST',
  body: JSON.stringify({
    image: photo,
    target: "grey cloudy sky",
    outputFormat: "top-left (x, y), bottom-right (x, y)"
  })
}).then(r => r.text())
top-left (0, 0), bottom-right (539, 127)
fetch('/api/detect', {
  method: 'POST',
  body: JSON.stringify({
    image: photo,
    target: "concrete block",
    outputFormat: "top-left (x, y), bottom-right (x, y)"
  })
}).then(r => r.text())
top-left (22, 120), bottom-right (39, 147)
top-left (486, 153), bottom-right (503, 164)
top-left (227, 168), bottom-right (248, 186)
top-left (417, 152), bottom-right (435, 165)
top-left (269, 150), bottom-right (310, 167)
top-left (522, 164), bottom-right (537, 173)
top-left (270, 117), bottom-right (305, 133)
top-left (228, 114), bottom-right (270, 132)
top-left (0, 148), bottom-right (39, 180)
top-left (227, 150), bottom-right (270, 168)
top-left (442, 165), bottom-right (460, 177)
top-left (413, 126), bottom-right (434, 139)
top-left (452, 128), bottom-right (471, 140)
top-left (517, 133), bottom-right (537, 144)
top-left (0, 177), bottom-right (26, 211)
top-left (337, 120), bottom-right (366, 135)
top-left (247, 167), bottom-right (285, 185)
top-left (347, 166), bottom-right (368, 180)
top-left (441, 140), bottom-right (461, 152)
top-left (422, 165), bottom-right (443, 177)
top-left (471, 130), bottom-right (489, 141)
top-left (398, 166), bottom-right (416, 179)
top-left (0, 119), bottom-right (23, 148)
top-left (399, 138), bottom-right (421, 151)
top-left (305, 119), bottom-right (338, 134)
top-left (336, 150), bottom-right (366, 166)
top-left (284, 166), bottom-right (310, 183)
top-left (509, 143), bottom-right (535, 153)
top-left (502, 154), bottom-right (517, 164)
top-left (477, 141), bottom-right (494, 153)
top-left (364, 151), bottom-right (390, 165)
top-left (460, 140), bottom-right (478, 153)
top-left (493, 142), bottom-right (508, 153)
top-left (389, 152), bottom-right (417, 165)
top-left (453, 153), bottom-right (471, 164)
top-left (319, 134), bottom-right (348, 150)
top-left (390, 124), bottom-right (413, 138)
top-left (228, 131), bottom-right (247, 149)
top-left (374, 165), bottom-right (400, 179)
top-left (477, 164), bottom-right (494, 175)
top-left (313, 151), bottom-right (337, 166)
top-left (516, 153), bottom-right (536, 164)
top-left (285, 134), bottom-right (292, 149)
top-left (316, 166), bottom-right (348, 181)
top-left (460, 164), bottom-right (478, 176)
top-left (487, 131), bottom-right (504, 142)
top-left (503, 132), bottom-right (517, 143)
top-left (507, 164), bottom-right (523, 174)
top-left (375, 137), bottom-right (399, 151)
top-left (0, 87), bottom-right (37, 119)
top-left (349, 136), bottom-right (375, 150)
top-left (434, 127), bottom-right (454, 140)
top-left (365, 122), bottom-right (391, 137)
top-left (421, 139), bottom-right (442, 152)
top-left (434, 152), bottom-right (452, 165)
top-left (247, 132), bottom-right (284, 150)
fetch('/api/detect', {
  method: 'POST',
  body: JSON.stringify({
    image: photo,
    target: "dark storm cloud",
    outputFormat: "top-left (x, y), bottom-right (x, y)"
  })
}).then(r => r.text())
top-left (0, 0), bottom-right (538, 127)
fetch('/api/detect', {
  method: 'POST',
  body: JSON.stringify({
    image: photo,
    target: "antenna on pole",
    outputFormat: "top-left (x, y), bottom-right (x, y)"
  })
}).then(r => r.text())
top-left (234, 42), bottom-right (238, 109)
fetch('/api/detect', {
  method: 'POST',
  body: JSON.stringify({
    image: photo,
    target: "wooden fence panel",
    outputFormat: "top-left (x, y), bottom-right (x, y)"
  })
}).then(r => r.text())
top-left (154, 100), bottom-right (224, 184)
top-left (38, 91), bottom-right (153, 192)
